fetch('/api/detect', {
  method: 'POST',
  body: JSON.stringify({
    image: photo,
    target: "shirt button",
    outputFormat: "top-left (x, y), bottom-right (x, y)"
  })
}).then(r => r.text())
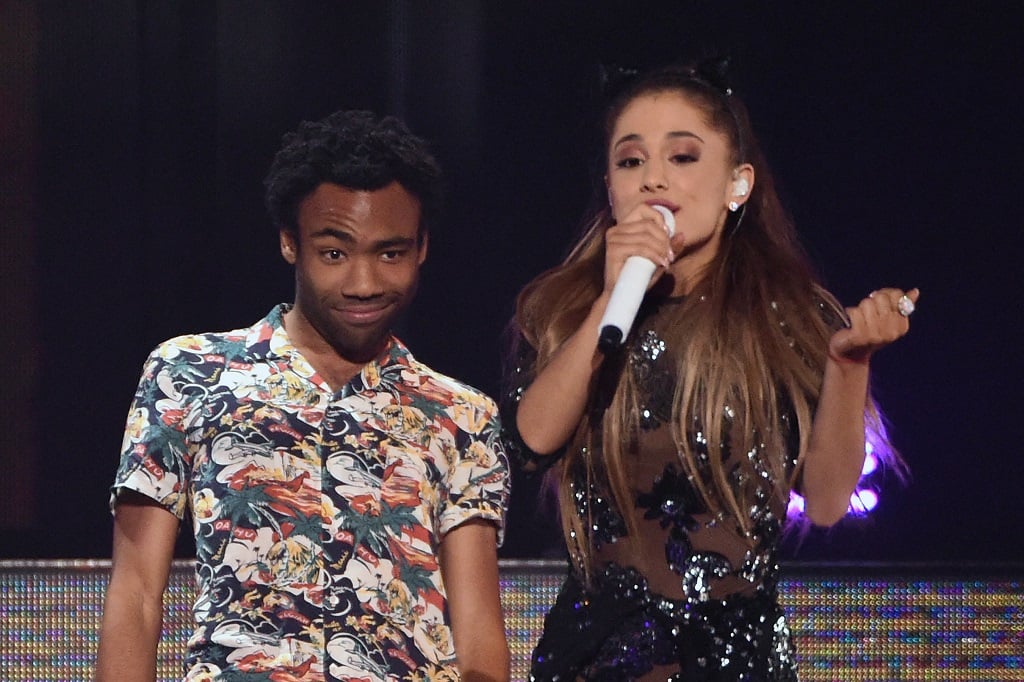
top-left (325, 594), bottom-right (339, 608)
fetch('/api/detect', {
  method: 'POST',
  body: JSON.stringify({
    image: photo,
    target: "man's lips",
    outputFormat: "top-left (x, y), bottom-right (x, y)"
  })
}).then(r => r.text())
top-left (333, 303), bottom-right (392, 325)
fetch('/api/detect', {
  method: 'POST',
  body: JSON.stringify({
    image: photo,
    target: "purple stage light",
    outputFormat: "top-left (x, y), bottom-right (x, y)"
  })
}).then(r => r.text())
top-left (849, 488), bottom-right (879, 514)
top-left (788, 493), bottom-right (806, 518)
top-left (862, 447), bottom-right (878, 476)
top-left (788, 442), bottom-right (884, 520)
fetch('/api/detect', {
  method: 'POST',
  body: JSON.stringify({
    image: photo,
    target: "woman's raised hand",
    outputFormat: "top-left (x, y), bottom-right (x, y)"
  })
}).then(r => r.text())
top-left (829, 287), bottom-right (920, 364)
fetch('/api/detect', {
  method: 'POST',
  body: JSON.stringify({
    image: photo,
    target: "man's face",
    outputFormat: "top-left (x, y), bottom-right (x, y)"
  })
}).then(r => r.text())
top-left (280, 181), bottom-right (427, 363)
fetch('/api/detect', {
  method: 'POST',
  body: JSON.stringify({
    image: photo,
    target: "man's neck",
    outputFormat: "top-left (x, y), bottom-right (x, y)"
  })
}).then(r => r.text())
top-left (281, 307), bottom-right (378, 391)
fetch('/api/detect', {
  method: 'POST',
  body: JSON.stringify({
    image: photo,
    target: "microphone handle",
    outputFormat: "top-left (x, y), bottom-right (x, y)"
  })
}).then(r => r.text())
top-left (597, 255), bottom-right (657, 352)
top-left (596, 204), bottom-right (675, 352)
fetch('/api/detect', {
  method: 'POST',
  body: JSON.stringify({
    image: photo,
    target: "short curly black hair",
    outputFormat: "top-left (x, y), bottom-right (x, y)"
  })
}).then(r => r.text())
top-left (263, 110), bottom-right (442, 236)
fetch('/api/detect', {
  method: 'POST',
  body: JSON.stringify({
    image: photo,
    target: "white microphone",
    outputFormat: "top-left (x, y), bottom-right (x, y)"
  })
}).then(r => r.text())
top-left (597, 205), bottom-right (676, 352)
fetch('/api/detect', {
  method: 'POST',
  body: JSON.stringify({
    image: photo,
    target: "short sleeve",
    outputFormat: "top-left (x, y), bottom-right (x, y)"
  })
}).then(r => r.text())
top-left (109, 345), bottom-right (196, 519)
top-left (438, 402), bottom-right (511, 547)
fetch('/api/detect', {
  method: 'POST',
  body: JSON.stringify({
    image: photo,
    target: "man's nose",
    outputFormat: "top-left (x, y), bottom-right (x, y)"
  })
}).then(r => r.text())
top-left (341, 257), bottom-right (384, 298)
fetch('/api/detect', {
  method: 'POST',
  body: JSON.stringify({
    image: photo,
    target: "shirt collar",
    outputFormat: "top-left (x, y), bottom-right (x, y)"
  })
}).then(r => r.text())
top-left (240, 303), bottom-right (290, 361)
top-left (247, 304), bottom-right (416, 388)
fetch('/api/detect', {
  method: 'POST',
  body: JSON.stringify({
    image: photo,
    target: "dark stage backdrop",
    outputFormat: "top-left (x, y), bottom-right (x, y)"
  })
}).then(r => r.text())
top-left (3, 2), bottom-right (1020, 564)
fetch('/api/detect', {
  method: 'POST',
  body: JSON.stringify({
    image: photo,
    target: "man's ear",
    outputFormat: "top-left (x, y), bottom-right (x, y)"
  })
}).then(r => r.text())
top-left (417, 231), bottom-right (429, 265)
top-left (280, 230), bottom-right (297, 264)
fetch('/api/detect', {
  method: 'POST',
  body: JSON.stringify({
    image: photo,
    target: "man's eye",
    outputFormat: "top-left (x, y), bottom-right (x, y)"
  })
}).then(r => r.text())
top-left (324, 249), bottom-right (343, 260)
top-left (381, 250), bottom-right (405, 261)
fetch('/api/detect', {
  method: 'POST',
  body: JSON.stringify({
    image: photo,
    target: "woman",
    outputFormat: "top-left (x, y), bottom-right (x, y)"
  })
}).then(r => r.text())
top-left (502, 62), bottom-right (918, 681)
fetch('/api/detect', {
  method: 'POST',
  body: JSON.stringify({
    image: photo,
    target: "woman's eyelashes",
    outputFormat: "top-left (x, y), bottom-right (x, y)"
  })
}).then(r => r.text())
top-left (612, 149), bottom-right (645, 169)
top-left (670, 153), bottom-right (698, 164)
top-left (667, 142), bottom-right (701, 164)
top-left (612, 149), bottom-right (700, 170)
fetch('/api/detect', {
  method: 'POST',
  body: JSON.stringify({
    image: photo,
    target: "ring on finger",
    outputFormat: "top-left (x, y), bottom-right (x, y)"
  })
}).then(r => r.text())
top-left (897, 294), bottom-right (915, 317)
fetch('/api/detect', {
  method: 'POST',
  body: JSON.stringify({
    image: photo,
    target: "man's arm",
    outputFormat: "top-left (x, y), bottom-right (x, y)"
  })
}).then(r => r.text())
top-left (439, 519), bottom-right (510, 682)
top-left (95, 490), bottom-right (180, 682)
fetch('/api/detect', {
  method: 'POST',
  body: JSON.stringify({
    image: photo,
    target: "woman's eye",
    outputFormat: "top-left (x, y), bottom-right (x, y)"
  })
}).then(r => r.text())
top-left (671, 154), bottom-right (697, 164)
top-left (615, 157), bottom-right (643, 169)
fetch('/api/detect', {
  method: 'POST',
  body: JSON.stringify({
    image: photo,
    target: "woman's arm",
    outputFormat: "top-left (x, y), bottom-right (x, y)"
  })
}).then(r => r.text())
top-left (95, 491), bottom-right (179, 682)
top-left (801, 287), bottom-right (918, 526)
top-left (516, 206), bottom-right (681, 455)
top-left (514, 292), bottom-right (611, 455)
top-left (801, 355), bottom-right (872, 526)
top-left (440, 519), bottom-right (509, 682)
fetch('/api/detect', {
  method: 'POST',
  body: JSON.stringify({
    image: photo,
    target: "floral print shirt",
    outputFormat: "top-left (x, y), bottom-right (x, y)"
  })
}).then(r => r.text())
top-left (112, 305), bottom-right (510, 681)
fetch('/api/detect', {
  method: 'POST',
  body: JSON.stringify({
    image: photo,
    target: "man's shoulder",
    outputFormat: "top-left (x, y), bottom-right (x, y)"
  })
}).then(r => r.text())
top-left (146, 309), bottom-right (280, 366)
top-left (150, 329), bottom-right (251, 361)
top-left (403, 357), bottom-right (499, 412)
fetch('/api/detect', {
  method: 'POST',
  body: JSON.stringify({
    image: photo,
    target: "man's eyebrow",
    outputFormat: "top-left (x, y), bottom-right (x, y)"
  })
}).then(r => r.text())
top-left (309, 227), bottom-right (354, 241)
top-left (310, 228), bottom-right (417, 250)
top-left (373, 236), bottom-right (418, 250)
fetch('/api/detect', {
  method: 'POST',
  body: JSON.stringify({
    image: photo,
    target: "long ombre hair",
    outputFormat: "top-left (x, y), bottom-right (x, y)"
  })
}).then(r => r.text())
top-left (514, 65), bottom-right (897, 581)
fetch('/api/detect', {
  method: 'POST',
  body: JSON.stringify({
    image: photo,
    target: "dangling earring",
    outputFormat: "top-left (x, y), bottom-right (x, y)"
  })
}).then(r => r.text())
top-left (728, 203), bottom-right (747, 236)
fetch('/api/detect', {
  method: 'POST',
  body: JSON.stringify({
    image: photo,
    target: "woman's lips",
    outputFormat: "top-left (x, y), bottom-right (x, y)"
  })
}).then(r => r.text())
top-left (644, 200), bottom-right (679, 212)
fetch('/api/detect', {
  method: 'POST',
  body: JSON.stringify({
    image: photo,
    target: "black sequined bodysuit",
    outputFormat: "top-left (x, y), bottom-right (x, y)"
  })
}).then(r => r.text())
top-left (504, 297), bottom-right (801, 682)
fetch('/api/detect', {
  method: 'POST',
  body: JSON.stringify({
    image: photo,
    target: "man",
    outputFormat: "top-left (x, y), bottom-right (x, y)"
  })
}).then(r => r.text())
top-left (96, 111), bottom-right (511, 681)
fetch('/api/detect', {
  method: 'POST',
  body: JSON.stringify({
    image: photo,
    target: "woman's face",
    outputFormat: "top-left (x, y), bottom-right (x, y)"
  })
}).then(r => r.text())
top-left (606, 90), bottom-right (750, 278)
